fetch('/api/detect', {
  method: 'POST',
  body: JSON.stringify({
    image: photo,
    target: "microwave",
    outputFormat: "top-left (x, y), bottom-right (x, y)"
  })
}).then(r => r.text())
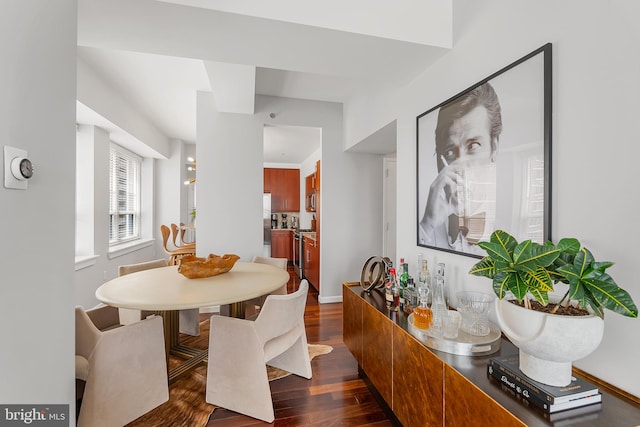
top-left (306, 191), bottom-right (316, 212)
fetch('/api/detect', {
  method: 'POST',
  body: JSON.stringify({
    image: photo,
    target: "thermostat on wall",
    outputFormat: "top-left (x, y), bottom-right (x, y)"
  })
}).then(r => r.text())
top-left (4, 146), bottom-right (33, 190)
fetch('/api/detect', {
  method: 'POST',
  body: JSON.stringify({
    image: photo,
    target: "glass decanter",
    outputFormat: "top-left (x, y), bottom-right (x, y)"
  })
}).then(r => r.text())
top-left (412, 286), bottom-right (433, 330)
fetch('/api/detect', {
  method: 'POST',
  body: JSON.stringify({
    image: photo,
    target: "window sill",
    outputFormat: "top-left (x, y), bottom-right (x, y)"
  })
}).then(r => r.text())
top-left (75, 255), bottom-right (100, 271)
top-left (108, 238), bottom-right (154, 259)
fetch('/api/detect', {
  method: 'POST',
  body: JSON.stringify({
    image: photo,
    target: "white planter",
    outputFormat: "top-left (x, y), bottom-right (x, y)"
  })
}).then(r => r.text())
top-left (494, 298), bottom-right (604, 387)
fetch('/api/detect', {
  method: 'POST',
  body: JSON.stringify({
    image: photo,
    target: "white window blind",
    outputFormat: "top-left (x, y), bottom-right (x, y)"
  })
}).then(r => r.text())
top-left (109, 144), bottom-right (141, 245)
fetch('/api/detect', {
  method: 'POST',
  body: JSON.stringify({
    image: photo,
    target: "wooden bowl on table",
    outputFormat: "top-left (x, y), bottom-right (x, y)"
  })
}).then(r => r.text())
top-left (178, 253), bottom-right (240, 279)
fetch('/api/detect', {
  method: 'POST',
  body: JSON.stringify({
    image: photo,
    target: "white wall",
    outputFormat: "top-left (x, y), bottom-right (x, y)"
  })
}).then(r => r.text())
top-left (344, 0), bottom-right (640, 398)
top-left (174, 0), bottom-right (453, 47)
top-left (77, 56), bottom-right (171, 159)
top-left (155, 140), bottom-right (188, 257)
top-left (0, 0), bottom-right (76, 411)
top-left (75, 51), bottom-right (178, 309)
top-left (74, 125), bottom-right (158, 310)
top-left (196, 91), bottom-right (265, 259)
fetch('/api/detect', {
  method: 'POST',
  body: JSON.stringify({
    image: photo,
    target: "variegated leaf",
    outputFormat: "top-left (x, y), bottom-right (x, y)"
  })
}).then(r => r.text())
top-left (523, 266), bottom-right (553, 292)
top-left (469, 257), bottom-right (495, 278)
top-left (492, 272), bottom-right (512, 299)
top-left (507, 272), bottom-right (529, 300)
top-left (478, 241), bottom-right (511, 264)
top-left (529, 288), bottom-right (549, 306)
top-left (583, 275), bottom-right (638, 318)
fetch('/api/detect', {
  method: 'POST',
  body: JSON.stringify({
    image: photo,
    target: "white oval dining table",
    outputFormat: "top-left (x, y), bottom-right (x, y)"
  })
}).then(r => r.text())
top-left (96, 262), bottom-right (289, 382)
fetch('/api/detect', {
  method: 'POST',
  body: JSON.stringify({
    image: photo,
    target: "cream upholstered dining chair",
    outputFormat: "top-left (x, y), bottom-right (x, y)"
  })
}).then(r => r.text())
top-left (219, 255), bottom-right (289, 319)
top-left (205, 280), bottom-right (312, 423)
top-left (116, 258), bottom-right (169, 325)
top-left (246, 255), bottom-right (288, 318)
top-left (75, 306), bottom-right (168, 427)
top-left (119, 258), bottom-right (200, 336)
top-left (80, 259), bottom-right (173, 330)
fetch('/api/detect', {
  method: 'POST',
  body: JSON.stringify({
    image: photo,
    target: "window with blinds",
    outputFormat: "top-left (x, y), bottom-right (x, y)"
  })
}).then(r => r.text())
top-left (109, 144), bottom-right (141, 245)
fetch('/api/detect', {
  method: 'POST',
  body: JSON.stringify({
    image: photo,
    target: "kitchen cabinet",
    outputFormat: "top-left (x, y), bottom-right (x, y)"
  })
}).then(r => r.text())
top-left (303, 235), bottom-right (319, 291)
top-left (263, 168), bottom-right (273, 193)
top-left (271, 229), bottom-right (293, 261)
top-left (305, 174), bottom-right (316, 212)
top-left (264, 168), bottom-right (300, 212)
top-left (304, 161), bottom-right (320, 213)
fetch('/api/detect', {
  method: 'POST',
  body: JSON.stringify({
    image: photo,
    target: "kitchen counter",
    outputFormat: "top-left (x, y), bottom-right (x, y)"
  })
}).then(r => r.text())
top-left (301, 232), bottom-right (316, 241)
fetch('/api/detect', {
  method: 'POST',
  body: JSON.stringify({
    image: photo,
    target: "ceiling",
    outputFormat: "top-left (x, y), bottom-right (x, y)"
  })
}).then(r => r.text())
top-left (76, 0), bottom-right (452, 161)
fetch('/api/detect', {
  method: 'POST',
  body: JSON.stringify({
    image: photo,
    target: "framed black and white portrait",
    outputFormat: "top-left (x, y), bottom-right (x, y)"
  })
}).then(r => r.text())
top-left (416, 43), bottom-right (552, 258)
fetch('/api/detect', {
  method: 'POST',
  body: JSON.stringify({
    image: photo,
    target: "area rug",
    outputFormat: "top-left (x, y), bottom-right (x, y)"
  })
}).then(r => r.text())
top-left (126, 318), bottom-right (332, 427)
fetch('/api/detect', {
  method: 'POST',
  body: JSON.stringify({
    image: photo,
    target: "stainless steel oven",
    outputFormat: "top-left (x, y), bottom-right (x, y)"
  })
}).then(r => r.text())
top-left (293, 229), bottom-right (312, 278)
top-left (293, 231), bottom-right (301, 277)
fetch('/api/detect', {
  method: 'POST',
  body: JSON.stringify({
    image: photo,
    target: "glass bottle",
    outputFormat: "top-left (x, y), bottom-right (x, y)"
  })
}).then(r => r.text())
top-left (385, 268), bottom-right (394, 311)
top-left (401, 260), bottom-right (410, 285)
top-left (418, 259), bottom-right (431, 306)
top-left (430, 276), bottom-right (447, 337)
top-left (385, 267), bottom-right (399, 312)
top-left (403, 277), bottom-right (416, 314)
top-left (436, 262), bottom-right (448, 306)
top-left (412, 285), bottom-right (432, 329)
top-left (397, 258), bottom-right (406, 309)
top-left (400, 259), bottom-right (410, 310)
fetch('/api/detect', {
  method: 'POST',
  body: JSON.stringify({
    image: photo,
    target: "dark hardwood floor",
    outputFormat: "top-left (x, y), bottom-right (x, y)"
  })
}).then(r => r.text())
top-left (205, 266), bottom-right (393, 426)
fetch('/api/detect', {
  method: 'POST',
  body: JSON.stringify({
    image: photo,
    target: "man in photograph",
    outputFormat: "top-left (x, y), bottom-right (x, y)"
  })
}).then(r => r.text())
top-left (418, 82), bottom-right (502, 254)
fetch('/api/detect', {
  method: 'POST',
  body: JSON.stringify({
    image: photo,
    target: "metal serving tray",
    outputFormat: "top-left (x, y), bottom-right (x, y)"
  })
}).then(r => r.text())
top-left (407, 312), bottom-right (501, 357)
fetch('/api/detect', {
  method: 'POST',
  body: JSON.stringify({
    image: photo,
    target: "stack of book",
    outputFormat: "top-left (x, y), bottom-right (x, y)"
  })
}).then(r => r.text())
top-left (488, 354), bottom-right (602, 413)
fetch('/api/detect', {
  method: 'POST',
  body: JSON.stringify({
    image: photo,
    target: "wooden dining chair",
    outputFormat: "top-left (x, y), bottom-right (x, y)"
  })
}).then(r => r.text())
top-left (171, 223), bottom-right (195, 249)
top-left (161, 224), bottom-right (195, 265)
top-left (179, 222), bottom-right (195, 246)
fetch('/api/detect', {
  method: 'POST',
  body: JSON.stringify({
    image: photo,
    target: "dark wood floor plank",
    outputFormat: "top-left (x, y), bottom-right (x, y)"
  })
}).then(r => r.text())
top-left (206, 266), bottom-right (390, 426)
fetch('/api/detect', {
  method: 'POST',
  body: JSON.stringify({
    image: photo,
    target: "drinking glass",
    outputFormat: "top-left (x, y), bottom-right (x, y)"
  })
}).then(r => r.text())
top-left (457, 291), bottom-right (493, 336)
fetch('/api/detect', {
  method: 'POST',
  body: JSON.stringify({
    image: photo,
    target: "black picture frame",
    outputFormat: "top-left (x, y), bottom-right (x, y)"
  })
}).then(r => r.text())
top-left (416, 43), bottom-right (552, 258)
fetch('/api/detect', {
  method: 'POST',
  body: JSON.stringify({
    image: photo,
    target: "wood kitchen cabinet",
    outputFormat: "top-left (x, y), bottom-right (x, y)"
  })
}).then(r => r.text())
top-left (303, 235), bottom-right (319, 291)
top-left (304, 160), bottom-right (320, 213)
top-left (270, 229), bottom-right (293, 261)
top-left (264, 168), bottom-right (300, 212)
top-left (263, 168), bottom-right (273, 193)
top-left (304, 174), bottom-right (315, 212)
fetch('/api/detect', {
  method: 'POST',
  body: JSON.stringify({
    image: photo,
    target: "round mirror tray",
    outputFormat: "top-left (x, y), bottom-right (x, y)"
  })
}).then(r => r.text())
top-left (407, 313), bottom-right (501, 357)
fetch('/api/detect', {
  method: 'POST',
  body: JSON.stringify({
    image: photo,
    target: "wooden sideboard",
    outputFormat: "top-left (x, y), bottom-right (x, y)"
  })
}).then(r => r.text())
top-left (343, 283), bottom-right (640, 427)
